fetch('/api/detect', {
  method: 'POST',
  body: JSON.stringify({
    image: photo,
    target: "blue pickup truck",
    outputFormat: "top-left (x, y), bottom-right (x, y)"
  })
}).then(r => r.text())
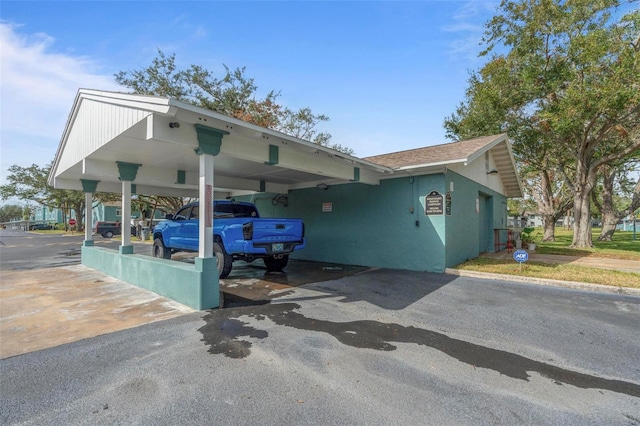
top-left (152, 200), bottom-right (305, 278)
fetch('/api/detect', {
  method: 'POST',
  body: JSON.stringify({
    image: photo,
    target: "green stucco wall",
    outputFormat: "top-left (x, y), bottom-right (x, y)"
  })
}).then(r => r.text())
top-left (243, 174), bottom-right (448, 272)
top-left (82, 245), bottom-right (219, 310)
top-left (241, 171), bottom-right (508, 273)
top-left (444, 170), bottom-right (508, 268)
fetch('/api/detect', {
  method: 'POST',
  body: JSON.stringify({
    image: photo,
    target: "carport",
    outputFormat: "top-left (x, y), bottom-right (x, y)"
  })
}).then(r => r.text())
top-left (49, 89), bottom-right (392, 310)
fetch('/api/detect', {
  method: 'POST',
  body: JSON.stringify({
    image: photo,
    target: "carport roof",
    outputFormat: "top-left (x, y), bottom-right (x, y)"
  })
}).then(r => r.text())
top-left (49, 90), bottom-right (522, 198)
top-left (49, 89), bottom-right (393, 197)
top-left (363, 134), bottom-right (523, 197)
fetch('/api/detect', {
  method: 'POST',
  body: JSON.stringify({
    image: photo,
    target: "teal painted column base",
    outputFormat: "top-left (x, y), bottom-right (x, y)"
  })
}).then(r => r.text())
top-left (119, 245), bottom-right (134, 254)
top-left (83, 240), bottom-right (95, 247)
top-left (82, 246), bottom-right (220, 310)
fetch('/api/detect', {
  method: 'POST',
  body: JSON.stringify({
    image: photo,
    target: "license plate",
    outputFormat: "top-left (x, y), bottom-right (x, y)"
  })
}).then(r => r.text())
top-left (272, 243), bottom-right (283, 252)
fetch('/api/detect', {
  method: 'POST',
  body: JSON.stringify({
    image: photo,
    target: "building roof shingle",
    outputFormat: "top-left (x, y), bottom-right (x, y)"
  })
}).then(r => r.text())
top-left (363, 134), bottom-right (506, 169)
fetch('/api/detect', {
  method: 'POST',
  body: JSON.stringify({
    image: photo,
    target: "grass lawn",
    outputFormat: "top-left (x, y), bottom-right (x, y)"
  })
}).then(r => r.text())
top-left (535, 229), bottom-right (640, 260)
top-left (454, 229), bottom-right (640, 288)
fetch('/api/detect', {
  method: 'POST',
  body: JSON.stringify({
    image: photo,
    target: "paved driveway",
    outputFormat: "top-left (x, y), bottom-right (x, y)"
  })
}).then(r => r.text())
top-left (2, 270), bottom-right (639, 425)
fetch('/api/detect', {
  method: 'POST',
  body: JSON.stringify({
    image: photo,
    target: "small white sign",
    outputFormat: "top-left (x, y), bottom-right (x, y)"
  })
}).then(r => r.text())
top-left (322, 202), bottom-right (333, 212)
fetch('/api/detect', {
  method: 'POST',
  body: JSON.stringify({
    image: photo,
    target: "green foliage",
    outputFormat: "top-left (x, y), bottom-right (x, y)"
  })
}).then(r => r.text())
top-left (444, 0), bottom-right (640, 248)
top-left (0, 163), bottom-right (86, 229)
top-left (22, 205), bottom-right (33, 221)
top-left (520, 227), bottom-right (541, 244)
top-left (115, 50), bottom-right (353, 155)
top-left (0, 204), bottom-right (23, 222)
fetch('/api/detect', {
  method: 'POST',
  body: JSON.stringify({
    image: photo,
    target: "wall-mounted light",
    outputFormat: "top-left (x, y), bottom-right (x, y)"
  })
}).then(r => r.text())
top-left (169, 122), bottom-right (180, 128)
top-left (316, 183), bottom-right (329, 190)
top-left (487, 169), bottom-right (499, 175)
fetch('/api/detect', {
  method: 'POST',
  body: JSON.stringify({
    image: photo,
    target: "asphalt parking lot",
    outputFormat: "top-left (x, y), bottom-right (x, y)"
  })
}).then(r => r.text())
top-left (1, 229), bottom-right (639, 424)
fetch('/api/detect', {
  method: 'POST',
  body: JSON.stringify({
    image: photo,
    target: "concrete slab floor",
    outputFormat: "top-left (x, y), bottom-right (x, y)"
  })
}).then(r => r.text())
top-left (220, 259), bottom-right (371, 303)
top-left (0, 259), bottom-right (369, 359)
top-left (0, 265), bottom-right (194, 360)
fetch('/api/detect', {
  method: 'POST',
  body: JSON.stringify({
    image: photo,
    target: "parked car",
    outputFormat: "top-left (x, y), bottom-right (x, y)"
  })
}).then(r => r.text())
top-left (152, 200), bottom-right (305, 277)
top-left (93, 221), bottom-right (137, 238)
top-left (29, 223), bottom-right (53, 230)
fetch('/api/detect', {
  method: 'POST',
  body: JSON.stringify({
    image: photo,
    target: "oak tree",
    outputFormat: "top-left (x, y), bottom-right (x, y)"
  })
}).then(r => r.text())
top-left (445, 0), bottom-right (640, 248)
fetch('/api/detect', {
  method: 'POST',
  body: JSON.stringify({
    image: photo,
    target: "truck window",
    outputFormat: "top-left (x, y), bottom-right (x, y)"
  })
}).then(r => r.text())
top-left (189, 206), bottom-right (199, 220)
top-left (174, 206), bottom-right (190, 221)
top-left (214, 204), bottom-right (259, 218)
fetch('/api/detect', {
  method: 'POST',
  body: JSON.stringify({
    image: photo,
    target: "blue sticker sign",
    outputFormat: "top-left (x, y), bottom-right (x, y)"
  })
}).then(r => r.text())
top-left (513, 249), bottom-right (529, 263)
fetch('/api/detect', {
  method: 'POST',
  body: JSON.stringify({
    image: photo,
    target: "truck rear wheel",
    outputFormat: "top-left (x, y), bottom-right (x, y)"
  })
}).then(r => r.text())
top-left (153, 238), bottom-right (172, 259)
top-left (214, 242), bottom-right (233, 278)
top-left (264, 255), bottom-right (289, 272)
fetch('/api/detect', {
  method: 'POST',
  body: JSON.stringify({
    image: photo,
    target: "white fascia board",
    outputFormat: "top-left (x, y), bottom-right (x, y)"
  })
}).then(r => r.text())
top-left (395, 159), bottom-right (467, 171)
top-left (168, 98), bottom-right (393, 174)
top-left (78, 89), bottom-right (174, 114)
top-left (49, 90), bottom-right (85, 186)
top-left (466, 134), bottom-right (508, 164)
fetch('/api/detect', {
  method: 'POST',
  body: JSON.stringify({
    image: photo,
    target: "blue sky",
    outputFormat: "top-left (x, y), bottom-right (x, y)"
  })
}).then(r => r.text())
top-left (1, 0), bottom-right (499, 192)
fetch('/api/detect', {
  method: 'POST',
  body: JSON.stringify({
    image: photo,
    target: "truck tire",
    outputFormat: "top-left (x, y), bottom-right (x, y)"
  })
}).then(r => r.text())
top-left (264, 255), bottom-right (289, 272)
top-left (214, 242), bottom-right (233, 278)
top-left (153, 238), bottom-right (172, 259)
top-left (104, 230), bottom-right (114, 238)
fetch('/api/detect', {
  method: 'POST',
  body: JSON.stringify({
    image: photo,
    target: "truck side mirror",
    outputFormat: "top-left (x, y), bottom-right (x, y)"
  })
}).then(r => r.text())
top-left (165, 214), bottom-right (174, 220)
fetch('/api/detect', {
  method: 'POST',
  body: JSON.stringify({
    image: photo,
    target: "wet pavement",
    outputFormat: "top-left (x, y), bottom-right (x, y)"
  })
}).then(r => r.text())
top-left (199, 301), bottom-right (640, 399)
top-left (220, 259), bottom-right (370, 304)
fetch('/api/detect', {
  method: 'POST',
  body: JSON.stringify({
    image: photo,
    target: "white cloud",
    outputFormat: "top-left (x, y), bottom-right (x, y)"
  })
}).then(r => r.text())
top-left (443, 1), bottom-right (498, 62)
top-left (0, 22), bottom-right (123, 186)
top-left (0, 22), bottom-right (121, 140)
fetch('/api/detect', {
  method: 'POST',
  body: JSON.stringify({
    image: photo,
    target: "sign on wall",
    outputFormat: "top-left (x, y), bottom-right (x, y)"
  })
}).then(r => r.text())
top-left (425, 191), bottom-right (444, 215)
top-left (322, 202), bottom-right (333, 212)
top-left (445, 192), bottom-right (452, 215)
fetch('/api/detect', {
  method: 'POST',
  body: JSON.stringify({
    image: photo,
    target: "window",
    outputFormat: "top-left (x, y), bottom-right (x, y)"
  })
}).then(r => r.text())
top-left (189, 206), bottom-right (199, 220)
top-left (214, 203), bottom-right (258, 218)
top-left (174, 206), bottom-right (190, 221)
top-left (116, 209), bottom-right (121, 217)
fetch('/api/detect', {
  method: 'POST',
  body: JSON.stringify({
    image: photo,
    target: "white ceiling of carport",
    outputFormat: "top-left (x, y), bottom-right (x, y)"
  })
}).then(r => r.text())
top-left (49, 90), bottom-right (393, 197)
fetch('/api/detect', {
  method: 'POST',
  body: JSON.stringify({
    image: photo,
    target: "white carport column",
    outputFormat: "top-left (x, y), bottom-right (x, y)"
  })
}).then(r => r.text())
top-left (199, 154), bottom-right (214, 258)
top-left (116, 162), bottom-right (141, 255)
top-left (194, 125), bottom-right (229, 260)
top-left (80, 179), bottom-right (99, 247)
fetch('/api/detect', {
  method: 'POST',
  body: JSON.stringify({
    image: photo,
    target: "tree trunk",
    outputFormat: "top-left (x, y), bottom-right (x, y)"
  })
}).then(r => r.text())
top-left (598, 218), bottom-right (617, 241)
top-left (572, 192), bottom-right (593, 247)
top-left (571, 179), bottom-right (593, 248)
top-left (595, 169), bottom-right (640, 241)
top-left (594, 166), bottom-right (617, 242)
top-left (570, 157), bottom-right (597, 248)
top-left (73, 200), bottom-right (85, 232)
top-left (542, 213), bottom-right (557, 241)
top-left (528, 169), bottom-right (572, 242)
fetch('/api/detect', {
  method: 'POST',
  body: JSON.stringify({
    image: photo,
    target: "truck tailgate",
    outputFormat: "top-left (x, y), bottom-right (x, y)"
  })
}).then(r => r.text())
top-left (251, 218), bottom-right (304, 242)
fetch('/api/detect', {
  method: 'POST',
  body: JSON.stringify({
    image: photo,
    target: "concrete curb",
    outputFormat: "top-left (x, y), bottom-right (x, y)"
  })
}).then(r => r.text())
top-left (445, 268), bottom-right (640, 297)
